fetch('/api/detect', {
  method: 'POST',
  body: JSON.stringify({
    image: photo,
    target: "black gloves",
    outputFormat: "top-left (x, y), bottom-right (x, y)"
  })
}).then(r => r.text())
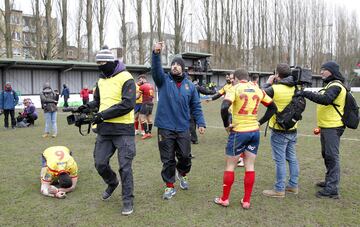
top-left (92, 112), bottom-right (104, 124)
top-left (294, 90), bottom-right (304, 97)
top-left (77, 104), bottom-right (89, 113)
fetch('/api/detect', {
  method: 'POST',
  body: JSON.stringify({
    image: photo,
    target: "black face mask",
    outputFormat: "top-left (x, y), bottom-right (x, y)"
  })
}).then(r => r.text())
top-left (98, 62), bottom-right (116, 77)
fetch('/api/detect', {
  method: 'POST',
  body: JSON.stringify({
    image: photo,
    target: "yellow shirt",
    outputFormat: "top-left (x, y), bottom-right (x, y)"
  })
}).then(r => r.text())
top-left (136, 84), bottom-right (143, 104)
top-left (41, 146), bottom-right (78, 183)
top-left (218, 83), bottom-right (233, 96)
top-left (317, 81), bottom-right (346, 128)
top-left (225, 81), bottom-right (273, 132)
top-left (219, 83), bottom-right (233, 113)
top-left (269, 84), bottom-right (297, 130)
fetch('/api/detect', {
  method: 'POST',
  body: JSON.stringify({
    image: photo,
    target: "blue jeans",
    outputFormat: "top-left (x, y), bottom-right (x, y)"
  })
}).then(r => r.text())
top-left (271, 130), bottom-right (299, 191)
top-left (44, 112), bottom-right (57, 135)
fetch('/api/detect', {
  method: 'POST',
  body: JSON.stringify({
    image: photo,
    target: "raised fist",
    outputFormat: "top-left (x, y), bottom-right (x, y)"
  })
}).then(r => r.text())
top-left (153, 42), bottom-right (164, 54)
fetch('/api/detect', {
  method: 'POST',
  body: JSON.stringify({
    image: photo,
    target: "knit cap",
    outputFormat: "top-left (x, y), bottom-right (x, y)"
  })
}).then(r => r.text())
top-left (95, 45), bottom-right (115, 62)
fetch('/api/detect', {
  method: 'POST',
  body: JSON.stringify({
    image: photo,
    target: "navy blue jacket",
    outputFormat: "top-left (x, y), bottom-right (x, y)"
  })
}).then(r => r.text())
top-left (61, 86), bottom-right (70, 98)
top-left (0, 90), bottom-right (19, 110)
top-left (152, 52), bottom-right (205, 132)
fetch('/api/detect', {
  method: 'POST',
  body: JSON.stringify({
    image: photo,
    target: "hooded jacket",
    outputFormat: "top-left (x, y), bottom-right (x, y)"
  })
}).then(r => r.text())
top-left (40, 86), bottom-right (59, 113)
top-left (0, 88), bottom-right (19, 110)
top-left (152, 52), bottom-right (206, 132)
top-left (87, 60), bottom-right (136, 135)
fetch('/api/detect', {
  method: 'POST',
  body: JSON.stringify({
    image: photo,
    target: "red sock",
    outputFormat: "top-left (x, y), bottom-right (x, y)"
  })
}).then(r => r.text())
top-left (221, 171), bottom-right (234, 201)
top-left (239, 153), bottom-right (244, 158)
top-left (135, 120), bottom-right (139, 130)
top-left (243, 171), bottom-right (255, 203)
top-left (166, 182), bottom-right (174, 188)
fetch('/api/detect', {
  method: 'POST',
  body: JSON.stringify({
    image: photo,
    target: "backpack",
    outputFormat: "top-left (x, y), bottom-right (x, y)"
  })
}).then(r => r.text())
top-left (330, 81), bottom-right (359, 129)
top-left (275, 86), bottom-right (307, 130)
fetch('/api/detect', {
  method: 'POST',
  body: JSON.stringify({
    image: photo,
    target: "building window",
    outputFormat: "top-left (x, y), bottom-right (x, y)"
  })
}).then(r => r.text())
top-left (10, 15), bottom-right (20, 25)
top-left (12, 32), bottom-right (21, 41)
top-left (13, 48), bottom-right (21, 56)
top-left (67, 50), bottom-right (74, 57)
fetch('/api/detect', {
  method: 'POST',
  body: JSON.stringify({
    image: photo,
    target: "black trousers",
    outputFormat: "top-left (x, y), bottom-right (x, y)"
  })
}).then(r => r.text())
top-left (3, 109), bottom-right (16, 128)
top-left (158, 128), bottom-right (191, 184)
top-left (189, 115), bottom-right (197, 143)
top-left (94, 134), bottom-right (136, 204)
top-left (320, 127), bottom-right (344, 194)
top-left (63, 97), bottom-right (69, 107)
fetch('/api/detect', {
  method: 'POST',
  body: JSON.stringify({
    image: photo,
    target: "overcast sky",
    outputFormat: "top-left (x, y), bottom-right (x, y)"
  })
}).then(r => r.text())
top-left (1, 0), bottom-right (360, 50)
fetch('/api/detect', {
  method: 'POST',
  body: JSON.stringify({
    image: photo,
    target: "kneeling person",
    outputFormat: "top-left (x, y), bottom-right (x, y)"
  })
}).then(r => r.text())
top-left (40, 146), bottom-right (78, 199)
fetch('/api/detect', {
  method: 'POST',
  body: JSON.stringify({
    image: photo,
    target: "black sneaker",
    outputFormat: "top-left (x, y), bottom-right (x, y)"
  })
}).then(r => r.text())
top-left (102, 181), bottom-right (119, 201)
top-left (192, 141), bottom-right (199, 144)
top-left (316, 181), bottom-right (326, 187)
top-left (315, 190), bottom-right (339, 199)
top-left (121, 203), bottom-right (134, 215)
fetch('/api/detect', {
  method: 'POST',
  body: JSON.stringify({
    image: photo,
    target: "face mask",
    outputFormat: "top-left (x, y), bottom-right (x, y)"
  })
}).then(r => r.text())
top-left (226, 79), bottom-right (231, 84)
top-left (98, 62), bottom-right (116, 77)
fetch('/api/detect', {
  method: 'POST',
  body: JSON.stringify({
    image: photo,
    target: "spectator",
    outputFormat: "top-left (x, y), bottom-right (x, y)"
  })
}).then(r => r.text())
top-left (261, 63), bottom-right (300, 198)
top-left (80, 85), bottom-right (92, 105)
top-left (40, 146), bottom-right (78, 199)
top-left (17, 98), bottom-right (38, 127)
top-left (61, 84), bottom-right (70, 107)
top-left (40, 83), bottom-right (59, 138)
top-left (299, 61), bottom-right (346, 199)
top-left (213, 69), bottom-right (277, 209)
top-left (152, 42), bottom-right (206, 200)
top-left (0, 82), bottom-right (19, 129)
top-left (79, 45), bottom-right (136, 215)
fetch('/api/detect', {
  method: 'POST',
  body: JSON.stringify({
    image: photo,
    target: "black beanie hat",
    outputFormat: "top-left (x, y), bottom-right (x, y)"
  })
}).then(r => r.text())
top-left (171, 57), bottom-right (185, 71)
top-left (321, 61), bottom-right (340, 76)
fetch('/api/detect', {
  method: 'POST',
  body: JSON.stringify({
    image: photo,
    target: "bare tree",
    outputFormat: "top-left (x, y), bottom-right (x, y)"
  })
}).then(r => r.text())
top-left (118, 0), bottom-right (127, 63)
top-left (44, 0), bottom-right (53, 60)
top-left (156, 0), bottom-right (162, 41)
top-left (135, 0), bottom-right (144, 64)
top-left (173, 0), bottom-right (185, 54)
top-left (75, 0), bottom-right (84, 60)
top-left (4, 0), bottom-right (12, 58)
top-left (94, 0), bottom-right (109, 49)
top-left (57, 0), bottom-right (67, 60)
top-left (86, 0), bottom-right (93, 61)
top-left (31, 0), bottom-right (42, 59)
top-left (148, 0), bottom-right (154, 57)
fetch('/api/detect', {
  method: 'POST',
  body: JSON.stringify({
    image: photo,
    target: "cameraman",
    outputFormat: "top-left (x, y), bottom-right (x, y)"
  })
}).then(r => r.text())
top-left (261, 63), bottom-right (300, 198)
top-left (79, 46), bottom-right (136, 215)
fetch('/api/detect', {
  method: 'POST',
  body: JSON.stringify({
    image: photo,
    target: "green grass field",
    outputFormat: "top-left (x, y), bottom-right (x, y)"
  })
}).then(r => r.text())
top-left (1, 95), bottom-right (360, 226)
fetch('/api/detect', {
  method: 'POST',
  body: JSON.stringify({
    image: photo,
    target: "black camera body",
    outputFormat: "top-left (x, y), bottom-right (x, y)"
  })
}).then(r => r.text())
top-left (63, 107), bottom-right (97, 127)
top-left (291, 66), bottom-right (313, 86)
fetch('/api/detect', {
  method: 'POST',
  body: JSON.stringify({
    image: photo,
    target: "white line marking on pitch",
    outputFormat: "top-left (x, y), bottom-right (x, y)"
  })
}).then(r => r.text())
top-left (206, 125), bottom-right (360, 142)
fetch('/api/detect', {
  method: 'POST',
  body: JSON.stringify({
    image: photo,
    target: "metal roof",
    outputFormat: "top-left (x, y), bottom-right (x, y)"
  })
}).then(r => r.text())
top-left (0, 58), bottom-right (151, 73)
top-left (181, 52), bottom-right (212, 59)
